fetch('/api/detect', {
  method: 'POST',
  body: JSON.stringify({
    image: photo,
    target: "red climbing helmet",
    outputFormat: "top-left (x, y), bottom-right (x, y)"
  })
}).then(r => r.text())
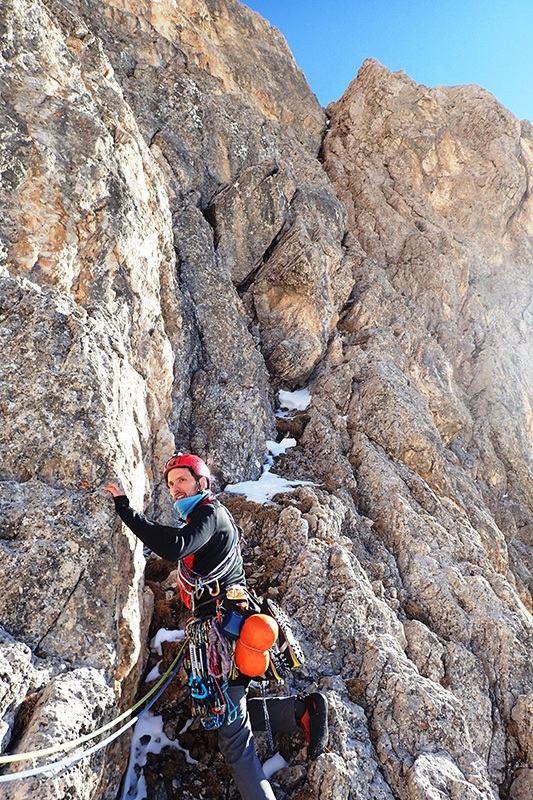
top-left (163, 453), bottom-right (211, 488)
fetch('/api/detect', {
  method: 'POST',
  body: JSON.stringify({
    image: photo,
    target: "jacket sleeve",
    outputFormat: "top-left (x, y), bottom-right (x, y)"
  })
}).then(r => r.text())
top-left (113, 495), bottom-right (218, 561)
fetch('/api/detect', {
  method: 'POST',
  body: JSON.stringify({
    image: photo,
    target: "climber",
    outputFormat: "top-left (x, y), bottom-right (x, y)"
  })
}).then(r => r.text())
top-left (104, 452), bottom-right (328, 800)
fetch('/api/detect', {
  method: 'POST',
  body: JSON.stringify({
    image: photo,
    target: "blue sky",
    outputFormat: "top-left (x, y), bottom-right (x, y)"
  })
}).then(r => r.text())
top-left (243, 0), bottom-right (533, 123)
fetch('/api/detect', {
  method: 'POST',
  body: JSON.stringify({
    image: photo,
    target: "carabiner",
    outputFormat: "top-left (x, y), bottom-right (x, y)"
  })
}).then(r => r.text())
top-left (194, 580), bottom-right (205, 600)
top-left (189, 677), bottom-right (209, 700)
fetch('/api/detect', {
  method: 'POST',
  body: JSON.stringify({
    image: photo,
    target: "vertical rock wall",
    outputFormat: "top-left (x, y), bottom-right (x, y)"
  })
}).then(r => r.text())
top-left (1, 0), bottom-right (177, 794)
top-left (2, 2), bottom-right (533, 800)
top-left (0, 0), bottom-right (350, 796)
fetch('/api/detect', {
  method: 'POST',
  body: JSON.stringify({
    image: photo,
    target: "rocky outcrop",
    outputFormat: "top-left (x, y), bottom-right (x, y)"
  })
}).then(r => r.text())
top-left (2, 1), bottom-right (533, 799)
top-left (323, 61), bottom-right (533, 537)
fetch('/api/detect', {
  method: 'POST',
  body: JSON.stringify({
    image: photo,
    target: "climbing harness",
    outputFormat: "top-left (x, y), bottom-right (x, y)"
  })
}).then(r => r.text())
top-left (0, 640), bottom-right (188, 784)
top-left (177, 518), bottom-right (243, 611)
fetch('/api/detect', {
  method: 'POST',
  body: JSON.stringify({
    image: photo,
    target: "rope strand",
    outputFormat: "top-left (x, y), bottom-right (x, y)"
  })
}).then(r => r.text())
top-left (0, 640), bottom-right (188, 777)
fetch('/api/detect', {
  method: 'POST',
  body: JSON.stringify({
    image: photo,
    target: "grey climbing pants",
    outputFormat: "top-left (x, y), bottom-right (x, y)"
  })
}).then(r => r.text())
top-left (218, 685), bottom-right (299, 800)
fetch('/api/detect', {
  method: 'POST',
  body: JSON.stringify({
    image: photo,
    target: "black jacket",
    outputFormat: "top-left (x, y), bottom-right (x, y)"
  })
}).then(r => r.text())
top-left (113, 495), bottom-right (246, 599)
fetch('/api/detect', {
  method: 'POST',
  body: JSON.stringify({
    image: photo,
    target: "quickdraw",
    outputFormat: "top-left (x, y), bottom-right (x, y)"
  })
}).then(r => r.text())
top-left (186, 617), bottom-right (238, 729)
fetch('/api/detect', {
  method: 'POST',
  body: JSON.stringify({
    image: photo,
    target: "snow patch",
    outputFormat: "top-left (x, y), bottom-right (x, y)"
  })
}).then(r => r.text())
top-left (226, 436), bottom-right (314, 503)
top-left (266, 437), bottom-right (296, 458)
top-left (144, 662), bottom-right (161, 683)
top-left (119, 711), bottom-right (197, 800)
top-left (150, 628), bottom-right (186, 656)
top-left (263, 751), bottom-right (288, 778)
top-left (276, 388), bottom-right (311, 417)
top-left (226, 471), bottom-right (313, 503)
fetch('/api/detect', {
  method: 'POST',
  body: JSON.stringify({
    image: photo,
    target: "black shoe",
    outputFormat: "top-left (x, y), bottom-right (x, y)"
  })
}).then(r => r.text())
top-left (299, 692), bottom-right (328, 759)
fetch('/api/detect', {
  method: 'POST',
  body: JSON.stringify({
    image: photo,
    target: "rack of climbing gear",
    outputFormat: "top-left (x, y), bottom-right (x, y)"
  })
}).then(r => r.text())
top-left (186, 617), bottom-right (238, 729)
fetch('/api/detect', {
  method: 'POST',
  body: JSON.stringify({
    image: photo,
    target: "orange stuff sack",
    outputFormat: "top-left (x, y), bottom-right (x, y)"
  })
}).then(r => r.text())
top-left (240, 614), bottom-right (278, 650)
top-left (235, 639), bottom-right (269, 677)
top-left (234, 614), bottom-right (279, 677)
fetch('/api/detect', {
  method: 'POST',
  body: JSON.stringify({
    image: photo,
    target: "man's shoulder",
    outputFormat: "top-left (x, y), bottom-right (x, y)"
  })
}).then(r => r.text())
top-left (192, 496), bottom-right (222, 516)
top-left (193, 497), bottom-right (233, 523)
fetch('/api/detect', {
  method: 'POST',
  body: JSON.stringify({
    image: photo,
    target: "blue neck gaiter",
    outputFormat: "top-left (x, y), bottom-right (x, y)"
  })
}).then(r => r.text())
top-left (174, 490), bottom-right (210, 521)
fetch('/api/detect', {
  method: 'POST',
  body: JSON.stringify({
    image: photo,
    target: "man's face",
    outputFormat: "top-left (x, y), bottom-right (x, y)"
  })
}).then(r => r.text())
top-left (166, 467), bottom-right (203, 501)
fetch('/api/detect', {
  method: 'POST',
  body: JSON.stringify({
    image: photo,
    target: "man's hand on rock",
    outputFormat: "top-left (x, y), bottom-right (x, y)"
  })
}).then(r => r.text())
top-left (104, 481), bottom-right (126, 498)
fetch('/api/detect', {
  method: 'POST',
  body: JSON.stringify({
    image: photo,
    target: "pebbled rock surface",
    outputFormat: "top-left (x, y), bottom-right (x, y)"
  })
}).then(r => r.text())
top-left (2, 2), bottom-right (533, 800)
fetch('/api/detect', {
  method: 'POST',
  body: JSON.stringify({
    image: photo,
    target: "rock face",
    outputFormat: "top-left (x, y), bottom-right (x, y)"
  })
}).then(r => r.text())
top-left (2, 1), bottom-right (533, 799)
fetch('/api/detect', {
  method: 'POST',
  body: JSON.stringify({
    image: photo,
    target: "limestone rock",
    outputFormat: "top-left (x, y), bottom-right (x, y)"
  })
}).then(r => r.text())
top-left (1, 0), bottom-right (175, 793)
top-left (323, 58), bottom-right (533, 541)
top-left (3, 2), bottom-right (533, 800)
top-left (243, 187), bottom-right (356, 385)
top-left (1, 667), bottom-right (117, 800)
top-left (0, 632), bottom-right (51, 752)
top-left (170, 204), bottom-right (275, 486)
top-left (206, 159), bottom-right (297, 287)
top-left (403, 620), bottom-right (445, 683)
top-left (509, 768), bottom-right (533, 800)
